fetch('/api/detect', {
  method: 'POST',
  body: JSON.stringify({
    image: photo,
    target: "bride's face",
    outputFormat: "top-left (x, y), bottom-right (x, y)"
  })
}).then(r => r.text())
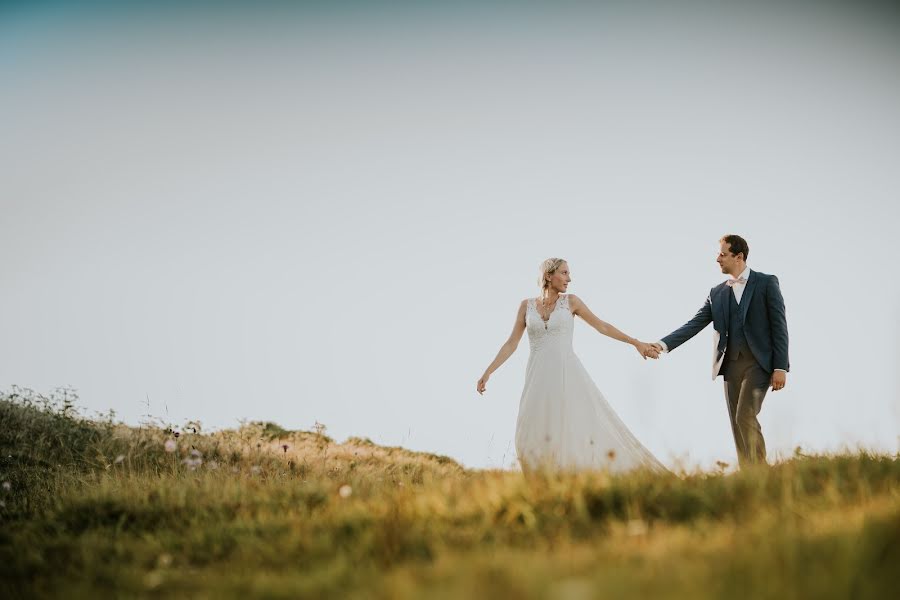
top-left (548, 263), bottom-right (571, 293)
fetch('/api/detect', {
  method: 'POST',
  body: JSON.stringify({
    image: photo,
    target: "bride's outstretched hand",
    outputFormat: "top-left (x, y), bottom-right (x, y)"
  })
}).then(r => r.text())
top-left (634, 341), bottom-right (660, 360)
top-left (477, 374), bottom-right (489, 395)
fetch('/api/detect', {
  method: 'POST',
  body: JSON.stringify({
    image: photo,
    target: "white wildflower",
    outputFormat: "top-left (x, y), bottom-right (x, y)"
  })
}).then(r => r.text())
top-left (114, 455), bottom-right (125, 464)
top-left (626, 519), bottom-right (648, 537)
top-left (1, 481), bottom-right (11, 491)
top-left (164, 439), bottom-right (177, 453)
top-left (182, 457), bottom-right (202, 471)
top-left (143, 571), bottom-right (163, 590)
top-left (338, 484), bottom-right (352, 499)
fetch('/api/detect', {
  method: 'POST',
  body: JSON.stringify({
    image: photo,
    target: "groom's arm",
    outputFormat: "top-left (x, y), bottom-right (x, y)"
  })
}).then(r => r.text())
top-left (658, 294), bottom-right (714, 353)
top-left (766, 275), bottom-right (790, 372)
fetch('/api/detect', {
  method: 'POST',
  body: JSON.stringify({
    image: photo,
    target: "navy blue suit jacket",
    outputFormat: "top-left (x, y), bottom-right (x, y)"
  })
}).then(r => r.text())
top-left (661, 270), bottom-right (790, 379)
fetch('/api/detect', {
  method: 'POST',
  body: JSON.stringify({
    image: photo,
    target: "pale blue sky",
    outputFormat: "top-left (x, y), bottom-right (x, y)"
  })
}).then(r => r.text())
top-left (2, 2), bottom-right (899, 469)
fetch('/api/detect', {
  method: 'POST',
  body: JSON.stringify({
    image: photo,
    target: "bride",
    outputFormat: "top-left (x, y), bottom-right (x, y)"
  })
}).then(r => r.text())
top-left (477, 258), bottom-right (665, 472)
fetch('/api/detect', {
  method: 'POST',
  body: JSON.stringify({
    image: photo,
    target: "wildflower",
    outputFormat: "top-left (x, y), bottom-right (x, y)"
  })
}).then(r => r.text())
top-left (182, 457), bottom-right (202, 471)
top-left (338, 484), bottom-right (352, 498)
top-left (174, 431), bottom-right (180, 438)
top-left (1, 481), bottom-right (10, 491)
top-left (144, 571), bottom-right (163, 590)
top-left (626, 519), bottom-right (648, 537)
top-left (190, 448), bottom-right (202, 459)
top-left (206, 460), bottom-right (219, 471)
top-left (164, 439), bottom-right (177, 453)
top-left (114, 455), bottom-right (125, 465)
top-left (251, 465), bottom-right (261, 475)
top-left (282, 444), bottom-right (289, 453)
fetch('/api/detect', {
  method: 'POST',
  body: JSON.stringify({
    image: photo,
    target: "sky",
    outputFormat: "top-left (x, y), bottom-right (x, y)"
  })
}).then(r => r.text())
top-left (2, 1), bottom-right (899, 470)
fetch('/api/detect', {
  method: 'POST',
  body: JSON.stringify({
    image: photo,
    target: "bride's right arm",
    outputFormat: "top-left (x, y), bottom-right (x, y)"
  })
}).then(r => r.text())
top-left (477, 300), bottom-right (528, 395)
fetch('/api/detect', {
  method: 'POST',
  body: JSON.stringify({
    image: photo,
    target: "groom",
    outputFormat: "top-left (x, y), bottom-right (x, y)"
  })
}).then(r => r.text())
top-left (652, 235), bottom-right (789, 467)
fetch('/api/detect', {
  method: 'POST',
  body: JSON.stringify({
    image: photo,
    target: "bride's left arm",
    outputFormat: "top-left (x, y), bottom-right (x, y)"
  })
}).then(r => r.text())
top-left (568, 295), bottom-right (658, 359)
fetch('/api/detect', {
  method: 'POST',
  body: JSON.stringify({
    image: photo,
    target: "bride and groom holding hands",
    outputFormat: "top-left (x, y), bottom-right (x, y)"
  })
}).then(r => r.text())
top-left (477, 234), bottom-right (790, 472)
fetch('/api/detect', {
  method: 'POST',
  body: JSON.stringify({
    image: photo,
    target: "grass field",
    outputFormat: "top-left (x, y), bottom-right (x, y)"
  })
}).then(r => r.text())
top-left (1, 387), bottom-right (898, 599)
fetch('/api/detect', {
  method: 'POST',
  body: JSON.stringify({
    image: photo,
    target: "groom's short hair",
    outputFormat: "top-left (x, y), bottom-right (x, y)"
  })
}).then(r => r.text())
top-left (720, 234), bottom-right (749, 261)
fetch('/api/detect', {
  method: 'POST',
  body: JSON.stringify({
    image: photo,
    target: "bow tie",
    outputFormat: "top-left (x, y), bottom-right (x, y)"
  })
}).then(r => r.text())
top-left (725, 277), bottom-right (747, 288)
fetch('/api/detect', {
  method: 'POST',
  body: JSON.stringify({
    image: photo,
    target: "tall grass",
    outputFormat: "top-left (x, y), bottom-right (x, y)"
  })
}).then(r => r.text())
top-left (0, 388), bottom-right (897, 599)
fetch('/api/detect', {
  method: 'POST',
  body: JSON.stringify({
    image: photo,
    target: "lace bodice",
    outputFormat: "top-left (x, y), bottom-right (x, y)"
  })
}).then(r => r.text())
top-left (525, 295), bottom-right (574, 352)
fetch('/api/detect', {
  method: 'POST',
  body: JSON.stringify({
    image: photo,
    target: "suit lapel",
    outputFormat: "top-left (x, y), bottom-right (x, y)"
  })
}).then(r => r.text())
top-left (718, 283), bottom-right (730, 324)
top-left (739, 271), bottom-right (758, 323)
top-left (711, 283), bottom-right (730, 377)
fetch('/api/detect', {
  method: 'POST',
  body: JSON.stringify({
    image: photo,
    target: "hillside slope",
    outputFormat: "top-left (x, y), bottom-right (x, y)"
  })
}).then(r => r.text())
top-left (0, 388), bottom-right (898, 599)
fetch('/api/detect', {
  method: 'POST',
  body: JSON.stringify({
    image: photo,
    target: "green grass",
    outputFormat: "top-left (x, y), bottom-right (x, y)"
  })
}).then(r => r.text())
top-left (1, 387), bottom-right (898, 599)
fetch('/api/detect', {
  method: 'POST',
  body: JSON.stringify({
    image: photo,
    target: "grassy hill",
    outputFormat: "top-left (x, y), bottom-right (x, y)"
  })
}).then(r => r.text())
top-left (1, 387), bottom-right (898, 599)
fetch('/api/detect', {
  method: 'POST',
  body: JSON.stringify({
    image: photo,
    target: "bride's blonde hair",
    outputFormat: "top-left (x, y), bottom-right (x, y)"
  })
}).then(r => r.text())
top-left (538, 258), bottom-right (567, 296)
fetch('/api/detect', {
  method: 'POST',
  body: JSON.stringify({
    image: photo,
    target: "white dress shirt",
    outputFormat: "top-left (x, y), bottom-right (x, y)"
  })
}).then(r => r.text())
top-left (730, 266), bottom-right (751, 304)
top-left (656, 266), bottom-right (786, 373)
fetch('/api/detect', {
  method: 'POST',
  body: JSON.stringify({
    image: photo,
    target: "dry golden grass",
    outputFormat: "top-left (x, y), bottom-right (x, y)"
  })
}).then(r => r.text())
top-left (1, 387), bottom-right (897, 599)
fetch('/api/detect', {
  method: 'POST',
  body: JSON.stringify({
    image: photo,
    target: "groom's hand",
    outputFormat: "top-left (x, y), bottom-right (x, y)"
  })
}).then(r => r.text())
top-left (770, 371), bottom-right (787, 392)
top-left (634, 342), bottom-right (659, 360)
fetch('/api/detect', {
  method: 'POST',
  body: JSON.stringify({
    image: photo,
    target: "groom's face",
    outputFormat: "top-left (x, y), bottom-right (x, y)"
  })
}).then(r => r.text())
top-left (717, 241), bottom-right (742, 275)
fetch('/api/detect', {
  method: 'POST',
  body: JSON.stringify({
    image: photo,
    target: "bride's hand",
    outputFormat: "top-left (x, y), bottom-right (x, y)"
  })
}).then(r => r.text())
top-left (477, 374), bottom-right (489, 395)
top-left (634, 341), bottom-right (659, 360)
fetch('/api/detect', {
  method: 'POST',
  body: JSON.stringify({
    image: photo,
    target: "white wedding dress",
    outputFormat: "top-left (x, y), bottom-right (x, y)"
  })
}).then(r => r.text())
top-left (515, 294), bottom-right (665, 472)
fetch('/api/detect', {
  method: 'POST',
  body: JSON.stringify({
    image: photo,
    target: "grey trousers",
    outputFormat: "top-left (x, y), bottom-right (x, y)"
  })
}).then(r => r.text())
top-left (721, 352), bottom-right (770, 467)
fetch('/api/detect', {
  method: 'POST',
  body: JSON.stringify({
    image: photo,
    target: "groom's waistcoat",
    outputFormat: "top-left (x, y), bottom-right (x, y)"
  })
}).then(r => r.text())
top-left (726, 289), bottom-right (750, 361)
